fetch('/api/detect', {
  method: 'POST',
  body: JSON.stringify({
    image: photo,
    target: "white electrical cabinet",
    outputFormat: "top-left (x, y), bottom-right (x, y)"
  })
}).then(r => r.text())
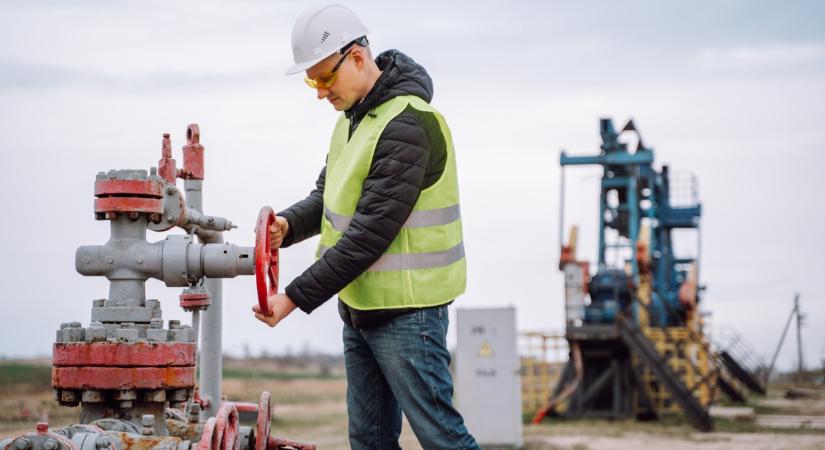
top-left (454, 307), bottom-right (523, 448)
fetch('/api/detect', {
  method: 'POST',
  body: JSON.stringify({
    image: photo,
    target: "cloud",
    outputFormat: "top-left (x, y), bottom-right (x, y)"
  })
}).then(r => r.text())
top-left (0, 60), bottom-right (277, 92)
top-left (697, 43), bottom-right (825, 66)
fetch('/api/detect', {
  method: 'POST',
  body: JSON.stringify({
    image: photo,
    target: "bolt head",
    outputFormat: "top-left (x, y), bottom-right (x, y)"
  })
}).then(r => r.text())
top-left (13, 438), bottom-right (31, 450)
top-left (136, 257), bottom-right (144, 264)
top-left (142, 414), bottom-right (155, 427)
top-left (94, 436), bottom-right (110, 448)
top-left (42, 440), bottom-right (57, 450)
top-left (104, 256), bottom-right (114, 264)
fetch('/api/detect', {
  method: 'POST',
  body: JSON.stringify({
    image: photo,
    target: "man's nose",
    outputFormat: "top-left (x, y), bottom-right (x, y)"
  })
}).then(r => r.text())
top-left (316, 87), bottom-right (329, 100)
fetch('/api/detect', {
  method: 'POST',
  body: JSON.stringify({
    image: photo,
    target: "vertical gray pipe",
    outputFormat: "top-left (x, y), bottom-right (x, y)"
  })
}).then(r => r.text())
top-left (185, 179), bottom-right (224, 418)
top-left (108, 215), bottom-right (148, 306)
top-left (201, 276), bottom-right (222, 417)
top-left (192, 309), bottom-right (201, 383)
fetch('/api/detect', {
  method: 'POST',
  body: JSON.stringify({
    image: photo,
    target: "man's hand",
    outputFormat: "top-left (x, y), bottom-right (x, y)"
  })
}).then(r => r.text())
top-left (253, 293), bottom-right (298, 327)
top-left (269, 216), bottom-right (289, 250)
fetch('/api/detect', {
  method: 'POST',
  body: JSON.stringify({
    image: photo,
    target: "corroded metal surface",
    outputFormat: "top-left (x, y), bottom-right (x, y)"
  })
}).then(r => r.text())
top-left (181, 125), bottom-right (204, 181)
top-left (52, 367), bottom-right (195, 390)
top-left (94, 179), bottom-right (163, 198)
top-left (53, 342), bottom-right (195, 367)
top-left (94, 197), bottom-right (164, 215)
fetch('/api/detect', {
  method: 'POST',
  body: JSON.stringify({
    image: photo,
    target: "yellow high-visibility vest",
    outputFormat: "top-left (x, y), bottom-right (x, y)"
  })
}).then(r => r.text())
top-left (318, 95), bottom-right (466, 310)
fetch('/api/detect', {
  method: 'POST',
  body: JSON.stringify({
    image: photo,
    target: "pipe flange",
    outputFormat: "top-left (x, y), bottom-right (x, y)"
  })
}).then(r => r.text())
top-left (148, 182), bottom-right (186, 232)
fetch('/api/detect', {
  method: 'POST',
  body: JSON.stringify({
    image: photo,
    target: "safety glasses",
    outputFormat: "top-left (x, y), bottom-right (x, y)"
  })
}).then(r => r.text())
top-left (304, 49), bottom-right (352, 89)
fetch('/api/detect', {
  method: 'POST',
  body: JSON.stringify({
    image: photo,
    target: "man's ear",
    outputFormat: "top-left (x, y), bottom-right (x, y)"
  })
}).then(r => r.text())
top-left (351, 47), bottom-right (367, 67)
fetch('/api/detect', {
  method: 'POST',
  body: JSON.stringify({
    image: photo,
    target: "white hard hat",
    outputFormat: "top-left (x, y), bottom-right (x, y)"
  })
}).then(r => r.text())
top-left (285, 4), bottom-right (370, 75)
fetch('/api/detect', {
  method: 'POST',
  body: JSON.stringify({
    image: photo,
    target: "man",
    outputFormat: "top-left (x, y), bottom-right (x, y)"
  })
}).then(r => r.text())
top-left (252, 4), bottom-right (479, 449)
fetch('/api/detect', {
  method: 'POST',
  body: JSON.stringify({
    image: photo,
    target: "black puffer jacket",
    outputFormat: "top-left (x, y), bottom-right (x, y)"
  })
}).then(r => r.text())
top-left (277, 49), bottom-right (447, 327)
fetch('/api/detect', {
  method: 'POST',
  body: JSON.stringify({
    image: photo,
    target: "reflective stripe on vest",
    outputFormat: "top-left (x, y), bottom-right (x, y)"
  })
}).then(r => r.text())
top-left (324, 204), bottom-right (461, 232)
top-left (318, 242), bottom-right (465, 272)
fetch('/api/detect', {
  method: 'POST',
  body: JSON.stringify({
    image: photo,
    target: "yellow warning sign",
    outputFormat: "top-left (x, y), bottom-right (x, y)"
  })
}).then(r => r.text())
top-left (478, 340), bottom-right (494, 358)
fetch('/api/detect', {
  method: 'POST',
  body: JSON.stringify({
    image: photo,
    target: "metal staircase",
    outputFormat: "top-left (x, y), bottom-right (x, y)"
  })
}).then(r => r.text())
top-left (617, 316), bottom-right (714, 431)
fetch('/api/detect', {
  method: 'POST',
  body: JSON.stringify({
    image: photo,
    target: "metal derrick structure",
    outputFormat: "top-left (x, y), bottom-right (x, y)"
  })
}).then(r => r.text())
top-left (1, 125), bottom-right (313, 450)
top-left (536, 118), bottom-right (765, 431)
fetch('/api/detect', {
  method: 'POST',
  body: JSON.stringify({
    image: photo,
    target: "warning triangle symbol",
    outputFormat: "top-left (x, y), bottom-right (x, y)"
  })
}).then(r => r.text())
top-left (478, 340), bottom-right (494, 358)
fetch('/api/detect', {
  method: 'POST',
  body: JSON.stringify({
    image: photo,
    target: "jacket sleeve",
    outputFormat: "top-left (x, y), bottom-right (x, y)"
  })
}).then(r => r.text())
top-left (285, 111), bottom-right (431, 313)
top-left (277, 166), bottom-right (326, 248)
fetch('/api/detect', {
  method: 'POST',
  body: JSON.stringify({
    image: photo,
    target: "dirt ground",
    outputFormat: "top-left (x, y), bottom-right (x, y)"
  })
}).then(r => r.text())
top-left (3, 366), bottom-right (825, 449)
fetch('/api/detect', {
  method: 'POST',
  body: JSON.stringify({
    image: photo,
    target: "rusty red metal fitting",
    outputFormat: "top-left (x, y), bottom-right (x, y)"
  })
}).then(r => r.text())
top-left (36, 422), bottom-right (49, 434)
top-left (197, 402), bottom-right (239, 450)
top-left (95, 179), bottom-right (163, 197)
top-left (181, 124), bottom-right (204, 180)
top-left (52, 341), bottom-right (196, 391)
top-left (53, 342), bottom-right (195, 367)
top-left (52, 366), bottom-right (195, 390)
top-left (180, 291), bottom-right (211, 311)
top-left (194, 388), bottom-right (211, 408)
top-left (255, 392), bottom-right (271, 450)
top-left (94, 178), bottom-right (164, 217)
top-left (94, 197), bottom-right (163, 215)
top-left (158, 133), bottom-right (178, 183)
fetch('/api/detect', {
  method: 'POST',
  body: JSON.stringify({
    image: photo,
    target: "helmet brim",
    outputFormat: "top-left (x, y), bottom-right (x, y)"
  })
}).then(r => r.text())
top-left (284, 53), bottom-right (332, 75)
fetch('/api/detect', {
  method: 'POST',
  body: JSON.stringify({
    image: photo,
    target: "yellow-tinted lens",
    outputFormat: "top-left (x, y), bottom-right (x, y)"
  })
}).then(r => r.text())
top-left (304, 71), bottom-right (339, 89)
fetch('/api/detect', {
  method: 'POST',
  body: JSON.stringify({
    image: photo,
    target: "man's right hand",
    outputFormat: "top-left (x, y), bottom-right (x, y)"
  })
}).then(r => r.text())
top-left (269, 215), bottom-right (289, 250)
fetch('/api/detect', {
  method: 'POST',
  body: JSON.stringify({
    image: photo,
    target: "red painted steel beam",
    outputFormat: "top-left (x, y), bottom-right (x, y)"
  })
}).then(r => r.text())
top-left (53, 342), bottom-right (195, 367)
top-left (52, 366), bottom-right (195, 389)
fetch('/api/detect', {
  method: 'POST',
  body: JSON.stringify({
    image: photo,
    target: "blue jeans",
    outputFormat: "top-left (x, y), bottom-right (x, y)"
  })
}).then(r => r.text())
top-left (343, 304), bottom-right (480, 450)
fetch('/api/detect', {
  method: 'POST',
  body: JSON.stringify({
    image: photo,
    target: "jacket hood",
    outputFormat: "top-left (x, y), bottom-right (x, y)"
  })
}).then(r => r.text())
top-left (346, 50), bottom-right (433, 121)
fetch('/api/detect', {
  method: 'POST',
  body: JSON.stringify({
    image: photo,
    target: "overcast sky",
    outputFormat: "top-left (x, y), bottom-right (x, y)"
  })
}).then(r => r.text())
top-left (1, 0), bottom-right (823, 372)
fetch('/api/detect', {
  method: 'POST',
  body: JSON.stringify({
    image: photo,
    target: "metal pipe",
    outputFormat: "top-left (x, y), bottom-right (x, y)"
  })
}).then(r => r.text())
top-left (107, 215), bottom-right (149, 306)
top-left (185, 178), bottom-right (224, 418)
top-left (192, 309), bottom-right (201, 378)
top-left (559, 160), bottom-right (565, 253)
top-left (795, 294), bottom-right (805, 383)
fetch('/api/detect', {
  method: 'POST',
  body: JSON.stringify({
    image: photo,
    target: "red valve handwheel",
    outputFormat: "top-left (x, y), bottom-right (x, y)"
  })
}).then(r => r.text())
top-left (255, 206), bottom-right (279, 317)
top-left (255, 392), bottom-right (271, 450)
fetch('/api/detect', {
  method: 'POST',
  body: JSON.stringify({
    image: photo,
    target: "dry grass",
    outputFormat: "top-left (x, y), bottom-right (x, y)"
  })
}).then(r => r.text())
top-left (4, 361), bottom-right (825, 450)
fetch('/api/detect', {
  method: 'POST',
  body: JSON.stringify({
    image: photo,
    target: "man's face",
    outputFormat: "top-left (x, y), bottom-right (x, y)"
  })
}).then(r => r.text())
top-left (305, 49), bottom-right (361, 111)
